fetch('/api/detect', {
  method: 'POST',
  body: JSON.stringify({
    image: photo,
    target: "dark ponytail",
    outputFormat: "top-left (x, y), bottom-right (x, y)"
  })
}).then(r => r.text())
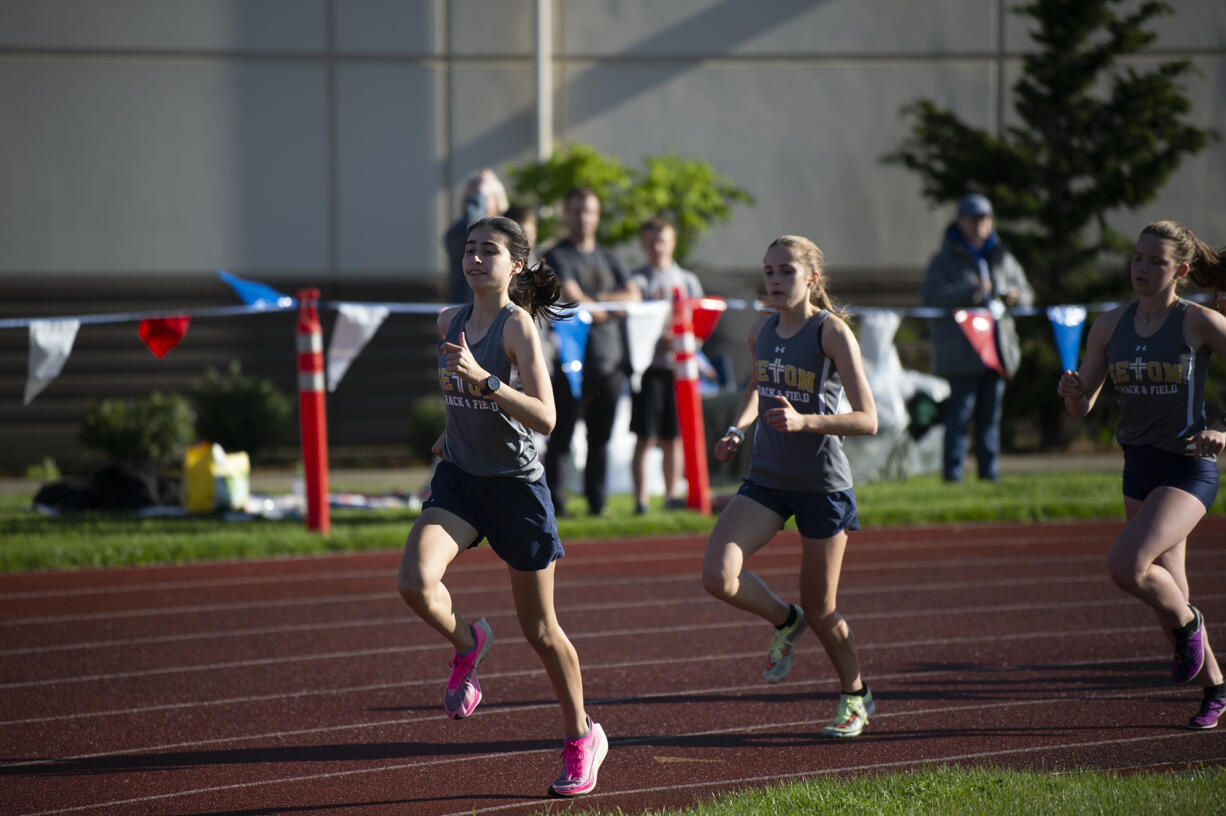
top-left (467, 216), bottom-right (575, 321)
top-left (510, 259), bottom-right (574, 323)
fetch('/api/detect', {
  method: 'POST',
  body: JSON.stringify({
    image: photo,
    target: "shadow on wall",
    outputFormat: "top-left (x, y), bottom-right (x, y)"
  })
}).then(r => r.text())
top-left (454, 0), bottom-right (825, 168)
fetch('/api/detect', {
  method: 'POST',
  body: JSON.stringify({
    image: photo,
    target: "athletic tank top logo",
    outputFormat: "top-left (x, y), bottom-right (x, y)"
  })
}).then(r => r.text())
top-left (437, 369), bottom-right (503, 412)
top-left (755, 356), bottom-right (818, 405)
top-left (1108, 353), bottom-right (1189, 396)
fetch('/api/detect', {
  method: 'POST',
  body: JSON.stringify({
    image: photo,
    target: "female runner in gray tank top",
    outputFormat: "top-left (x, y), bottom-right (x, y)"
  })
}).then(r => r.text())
top-left (702, 235), bottom-right (879, 738)
top-left (395, 216), bottom-right (608, 796)
top-left (1058, 220), bottom-right (1226, 729)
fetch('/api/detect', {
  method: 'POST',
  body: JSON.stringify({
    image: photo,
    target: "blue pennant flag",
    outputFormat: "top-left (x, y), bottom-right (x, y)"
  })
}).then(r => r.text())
top-left (1046, 305), bottom-right (1087, 372)
top-left (551, 309), bottom-right (592, 400)
top-left (218, 271), bottom-right (295, 310)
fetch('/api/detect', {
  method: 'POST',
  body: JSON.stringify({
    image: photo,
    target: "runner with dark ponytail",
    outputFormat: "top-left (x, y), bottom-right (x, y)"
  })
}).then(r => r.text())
top-left (472, 215), bottom-right (575, 322)
top-left (395, 214), bottom-right (605, 797)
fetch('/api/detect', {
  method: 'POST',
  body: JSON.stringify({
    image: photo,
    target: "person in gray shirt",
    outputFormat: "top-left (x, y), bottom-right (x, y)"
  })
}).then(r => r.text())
top-left (629, 216), bottom-right (704, 514)
top-left (1058, 219), bottom-right (1226, 730)
top-left (398, 216), bottom-right (608, 796)
top-left (702, 234), bottom-right (879, 739)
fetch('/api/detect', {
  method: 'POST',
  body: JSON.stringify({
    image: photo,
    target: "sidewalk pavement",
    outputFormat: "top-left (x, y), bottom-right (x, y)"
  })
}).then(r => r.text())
top-left (997, 451), bottom-right (1122, 474)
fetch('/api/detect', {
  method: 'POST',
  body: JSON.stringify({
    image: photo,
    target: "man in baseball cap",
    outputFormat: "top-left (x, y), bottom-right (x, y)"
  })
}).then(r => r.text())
top-left (922, 193), bottom-right (1034, 482)
top-left (957, 193), bottom-right (993, 219)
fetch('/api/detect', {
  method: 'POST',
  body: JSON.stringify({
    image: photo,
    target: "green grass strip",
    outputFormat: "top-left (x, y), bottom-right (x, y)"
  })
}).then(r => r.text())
top-left (548, 766), bottom-right (1224, 816)
top-left (2, 470), bottom-right (1222, 572)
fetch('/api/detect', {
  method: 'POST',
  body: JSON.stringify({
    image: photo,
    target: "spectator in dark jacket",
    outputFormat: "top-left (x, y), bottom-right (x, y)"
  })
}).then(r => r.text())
top-left (923, 193), bottom-right (1033, 482)
top-left (542, 187), bottom-right (640, 516)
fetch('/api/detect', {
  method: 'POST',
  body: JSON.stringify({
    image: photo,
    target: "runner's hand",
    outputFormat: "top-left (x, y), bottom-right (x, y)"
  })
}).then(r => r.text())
top-left (763, 395), bottom-right (805, 433)
top-left (441, 332), bottom-right (488, 387)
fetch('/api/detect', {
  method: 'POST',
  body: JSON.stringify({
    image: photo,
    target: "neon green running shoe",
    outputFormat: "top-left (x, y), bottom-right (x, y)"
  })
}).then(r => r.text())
top-left (821, 688), bottom-right (874, 738)
top-left (764, 603), bottom-right (806, 684)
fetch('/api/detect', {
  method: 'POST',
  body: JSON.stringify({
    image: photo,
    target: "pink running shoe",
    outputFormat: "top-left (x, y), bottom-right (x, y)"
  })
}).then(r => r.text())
top-left (443, 618), bottom-right (492, 719)
top-left (548, 717), bottom-right (608, 797)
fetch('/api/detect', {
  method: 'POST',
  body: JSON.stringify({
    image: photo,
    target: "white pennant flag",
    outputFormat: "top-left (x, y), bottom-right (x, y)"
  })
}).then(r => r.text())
top-left (624, 300), bottom-right (673, 392)
top-left (24, 319), bottom-right (81, 405)
top-left (326, 303), bottom-right (389, 392)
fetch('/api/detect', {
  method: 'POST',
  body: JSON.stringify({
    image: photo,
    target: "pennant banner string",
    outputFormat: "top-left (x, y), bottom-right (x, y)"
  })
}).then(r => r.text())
top-left (6, 283), bottom-right (1219, 404)
top-left (2, 293), bottom-right (1217, 332)
top-left (0, 303), bottom-right (294, 330)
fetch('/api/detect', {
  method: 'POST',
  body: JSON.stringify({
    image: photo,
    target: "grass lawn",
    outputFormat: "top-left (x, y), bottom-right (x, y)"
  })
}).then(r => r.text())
top-left (599, 765), bottom-right (1225, 816)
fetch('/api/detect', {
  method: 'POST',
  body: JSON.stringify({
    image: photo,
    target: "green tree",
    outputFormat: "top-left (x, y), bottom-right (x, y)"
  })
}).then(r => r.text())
top-left (885, 0), bottom-right (1216, 449)
top-left (885, 0), bottom-right (1216, 305)
top-left (505, 143), bottom-right (752, 264)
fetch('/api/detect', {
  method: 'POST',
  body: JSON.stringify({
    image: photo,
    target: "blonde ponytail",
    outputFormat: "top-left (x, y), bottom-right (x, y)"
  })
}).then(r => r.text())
top-left (766, 235), bottom-right (850, 321)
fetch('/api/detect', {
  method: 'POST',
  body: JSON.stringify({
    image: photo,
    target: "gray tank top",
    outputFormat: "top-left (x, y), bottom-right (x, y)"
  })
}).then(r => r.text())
top-left (1106, 299), bottom-right (1212, 458)
top-left (748, 311), bottom-right (854, 493)
top-left (439, 304), bottom-right (545, 480)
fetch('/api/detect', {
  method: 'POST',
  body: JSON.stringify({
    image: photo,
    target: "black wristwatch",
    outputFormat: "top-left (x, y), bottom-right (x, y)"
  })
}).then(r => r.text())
top-left (485, 375), bottom-right (501, 394)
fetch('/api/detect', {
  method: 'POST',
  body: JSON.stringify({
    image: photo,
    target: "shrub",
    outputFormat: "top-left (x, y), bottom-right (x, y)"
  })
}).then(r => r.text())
top-left (189, 360), bottom-right (293, 462)
top-left (80, 391), bottom-right (196, 467)
top-left (405, 397), bottom-right (446, 465)
top-left (506, 143), bottom-right (753, 264)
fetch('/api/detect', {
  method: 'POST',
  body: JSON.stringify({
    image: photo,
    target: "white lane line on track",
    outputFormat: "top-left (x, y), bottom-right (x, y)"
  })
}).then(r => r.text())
top-left (0, 573), bottom-right (1114, 655)
top-left (10, 525), bottom-right (1215, 606)
top-left (0, 624), bottom-right (1169, 727)
top-left (0, 568), bottom-right (394, 601)
top-left (0, 661), bottom-right (1189, 770)
top-left (0, 553), bottom-right (1123, 627)
top-left (0, 594), bottom-right (1174, 690)
top-left (7, 594), bottom-right (1225, 690)
top-left (0, 524), bottom-right (1154, 601)
top-left (7, 684), bottom-right (1209, 816)
top-left (0, 591), bottom-right (396, 627)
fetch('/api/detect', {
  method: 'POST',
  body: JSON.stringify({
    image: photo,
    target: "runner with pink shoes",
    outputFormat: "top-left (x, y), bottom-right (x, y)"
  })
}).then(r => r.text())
top-left (396, 216), bottom-right (608, 795)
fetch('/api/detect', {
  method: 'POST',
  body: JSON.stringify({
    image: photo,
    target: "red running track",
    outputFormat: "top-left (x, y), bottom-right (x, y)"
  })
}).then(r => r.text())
top-left (1, 518), bottom-right (1224, 815)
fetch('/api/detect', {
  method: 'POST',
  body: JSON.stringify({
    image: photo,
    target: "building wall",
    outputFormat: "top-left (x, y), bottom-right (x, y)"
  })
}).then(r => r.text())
top-left (1, 0), bottom-right (1224, 472)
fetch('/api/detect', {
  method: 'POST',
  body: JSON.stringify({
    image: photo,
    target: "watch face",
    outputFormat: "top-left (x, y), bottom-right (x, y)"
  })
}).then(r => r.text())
top-left (487, 376), bottom-right (500, 392)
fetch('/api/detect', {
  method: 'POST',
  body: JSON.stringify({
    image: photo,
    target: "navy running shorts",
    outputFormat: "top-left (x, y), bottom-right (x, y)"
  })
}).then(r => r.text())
top-left (422, 459), bottom-right (565, 571)
top-left (1122, 444), bottom-right (1219, 511)
top-left (630, 368), bottom-right (680, 439)
top-left (736, 479), bottom-right (860, 539)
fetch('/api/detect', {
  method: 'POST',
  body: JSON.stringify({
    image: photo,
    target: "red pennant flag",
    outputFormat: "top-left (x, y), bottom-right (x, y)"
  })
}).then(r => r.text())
top-left (953, 309), bottom-right (1007, 378)
top-left (139, 316), bottom-right (191, 359)
top-left (689, 297), bottom-right (727, 342)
